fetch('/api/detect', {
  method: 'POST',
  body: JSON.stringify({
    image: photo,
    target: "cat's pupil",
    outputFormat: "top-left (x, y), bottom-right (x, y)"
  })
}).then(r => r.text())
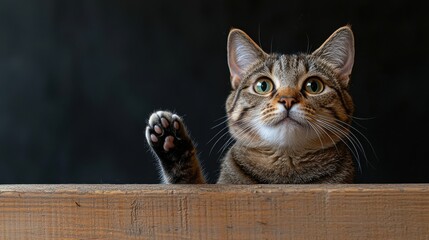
top-left (261, 81), bottom-right (268, 91)
top-left (310, 81), bottom-right (318, 92)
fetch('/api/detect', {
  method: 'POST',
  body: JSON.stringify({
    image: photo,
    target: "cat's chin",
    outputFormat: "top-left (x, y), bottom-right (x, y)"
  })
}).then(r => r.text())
top-left (279, 117), bottom-right (303, 127)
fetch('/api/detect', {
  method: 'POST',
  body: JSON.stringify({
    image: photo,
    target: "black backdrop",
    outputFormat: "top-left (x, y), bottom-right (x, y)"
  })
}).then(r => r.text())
top-left (1, 0), bottom-right (428, 183)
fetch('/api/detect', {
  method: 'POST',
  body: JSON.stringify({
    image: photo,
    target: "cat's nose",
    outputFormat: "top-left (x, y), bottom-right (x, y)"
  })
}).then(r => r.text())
top-left (278, 96), bottom-right (298, 110)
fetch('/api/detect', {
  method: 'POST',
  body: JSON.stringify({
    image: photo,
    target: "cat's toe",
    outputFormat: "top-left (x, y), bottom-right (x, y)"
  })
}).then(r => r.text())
top-left (145, 126), bottom-right (159, 146)
top-left (150, 133), bottom-right (158, 143)
top-left (173, 120), bottom-right (180, 130)
top-left (160, 117), bottom-right (170, 128)
top-left (170, 114), bottom-right (189, 139)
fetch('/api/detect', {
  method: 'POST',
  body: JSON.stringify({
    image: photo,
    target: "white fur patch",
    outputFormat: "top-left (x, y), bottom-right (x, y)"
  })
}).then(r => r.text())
top-left (257, 122), bottom-right (305, 147)
top-left (252, 108), bottom-right (315, 148)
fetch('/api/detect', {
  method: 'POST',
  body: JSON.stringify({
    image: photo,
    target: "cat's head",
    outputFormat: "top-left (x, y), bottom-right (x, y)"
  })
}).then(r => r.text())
top-left (226, 26), bottom-right (355, 149)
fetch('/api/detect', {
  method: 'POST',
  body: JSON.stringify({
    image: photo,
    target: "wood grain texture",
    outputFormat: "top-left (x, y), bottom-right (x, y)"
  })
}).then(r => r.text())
top-left (0, 184), bottom-right (428, 239)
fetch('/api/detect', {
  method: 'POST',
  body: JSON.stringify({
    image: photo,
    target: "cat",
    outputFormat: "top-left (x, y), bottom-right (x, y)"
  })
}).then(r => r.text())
top-left (146, 26), bottom-right (356, 184)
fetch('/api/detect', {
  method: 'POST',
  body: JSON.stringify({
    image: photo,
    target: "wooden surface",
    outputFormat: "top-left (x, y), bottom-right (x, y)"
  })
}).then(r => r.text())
top-left (0, 184), bottom-right (428, 239)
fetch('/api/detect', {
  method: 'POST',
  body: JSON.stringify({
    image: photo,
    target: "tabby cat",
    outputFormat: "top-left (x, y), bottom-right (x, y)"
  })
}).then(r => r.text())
top-left (146, 26), bottom-right (356, 184)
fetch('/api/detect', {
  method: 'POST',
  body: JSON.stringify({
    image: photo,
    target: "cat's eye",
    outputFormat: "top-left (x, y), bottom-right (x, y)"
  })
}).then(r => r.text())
top-left (254, 78), bottom-right (274, 95)
top-left (304, 78), bottom-right (324, 94)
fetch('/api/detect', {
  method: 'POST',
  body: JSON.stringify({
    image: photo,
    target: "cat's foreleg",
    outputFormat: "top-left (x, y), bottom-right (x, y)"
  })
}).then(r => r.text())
top-left (145, 111), bottom-right (205, 184)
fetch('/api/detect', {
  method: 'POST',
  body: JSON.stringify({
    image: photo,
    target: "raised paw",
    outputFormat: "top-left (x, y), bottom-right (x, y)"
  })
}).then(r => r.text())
top-left (145, 111), bottom-right (192, 156)
top-left (145, 110), bottom-right (205, 184)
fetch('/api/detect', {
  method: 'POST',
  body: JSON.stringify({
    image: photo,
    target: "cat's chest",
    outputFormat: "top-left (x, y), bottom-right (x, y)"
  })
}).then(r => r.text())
top-left (230, 145), bottom-right (343, 183)
top-left (233, 149), bottom-right (307, 178)
top-left (258, 151), bottom-right (319, 175)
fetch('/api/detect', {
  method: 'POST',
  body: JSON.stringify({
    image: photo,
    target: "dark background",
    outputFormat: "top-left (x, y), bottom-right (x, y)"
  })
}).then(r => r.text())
top-left (0, 0), bottom-right (428, 184)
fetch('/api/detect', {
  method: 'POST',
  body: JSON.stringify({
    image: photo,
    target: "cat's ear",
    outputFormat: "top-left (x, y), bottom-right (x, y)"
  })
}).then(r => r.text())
top-left (312, 26), bottom-right (355, 85)
top-left (227, 28), bottom-right (268, 89)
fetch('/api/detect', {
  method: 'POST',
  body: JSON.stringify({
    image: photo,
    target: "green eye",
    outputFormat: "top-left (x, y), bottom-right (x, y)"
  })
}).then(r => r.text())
top-left (254, 78), bottom-right (274, 94)
top-left (304, 77), bottom-right (324, 94)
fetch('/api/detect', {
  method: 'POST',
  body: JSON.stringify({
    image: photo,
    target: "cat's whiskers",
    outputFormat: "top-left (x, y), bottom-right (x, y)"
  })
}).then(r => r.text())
top-left (260, 107), bottom-right (283, 123)
top-left (210, 118), bottom-right (230, 130)
top-left (262, 112), bottom-right (283, 125)
top-left (211, 108), bottom-right (261, 128)
top-left (208, 108), bottom-right (258, 144)
top-left (240, 119), bottom-right (265, 148)
top-left (318, 115), bottom-right (373, 158)
top-left (312, 119), bottom-right (360, 168)
top-left (209, 108), bottom-right (248, 130)
top-left (307, 121), bottom-right (335, 148)
top-left (313, 117), bottom-right (364, 172)
top-left (219, 124), bottom-right (255, 156)
top-left (306, 120), bottom-right (326, 149)
top-left (314, 119), bottom-right (356, 151)
top-left (306, 113), bottom-right (343, 153)
top-left (318, 115), bottom-right (378, 167)
top-left (226, 112), bottom-right (266, 145)
top-left (316, 122), bottom-right (363, 174)
top-left (348, 114), bottom-right (376, 121)
top-left (218, 119), bottom-right (261, 158)
top-left (208, 124), bottom-right (230, 144)
top-left (209, 127), bottom-right (232, 155)
top-left (222, 115), bottom-right (264, 149)
top-left (209, 109), bottom-right (261, 156)
top-left (209, 116), bottom-right (239, 147)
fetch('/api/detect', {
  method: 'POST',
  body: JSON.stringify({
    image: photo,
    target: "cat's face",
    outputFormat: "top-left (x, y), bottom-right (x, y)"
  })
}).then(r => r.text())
top-left (226, 26), bottom-right (355, 149)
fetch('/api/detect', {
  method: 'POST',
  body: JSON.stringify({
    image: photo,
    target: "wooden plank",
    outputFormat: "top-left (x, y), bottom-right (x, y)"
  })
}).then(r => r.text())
top-left (0, 184), bottom-right (428, 239)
